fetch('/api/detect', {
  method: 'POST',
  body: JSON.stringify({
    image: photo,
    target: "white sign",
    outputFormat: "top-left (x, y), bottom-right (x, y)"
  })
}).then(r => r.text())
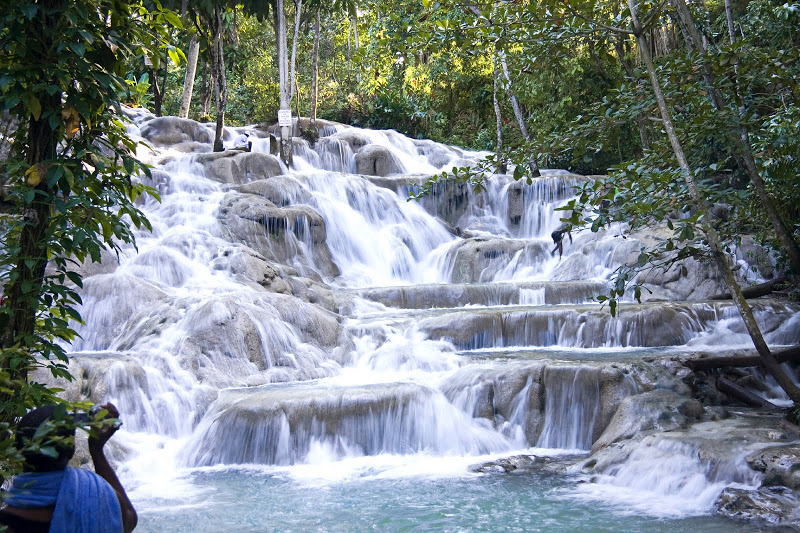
top-left (277, 110), bottom-right (292, 127)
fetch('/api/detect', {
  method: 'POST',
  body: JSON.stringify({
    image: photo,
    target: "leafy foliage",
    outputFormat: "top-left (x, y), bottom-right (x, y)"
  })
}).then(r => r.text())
top-left (0, 0), bottom-right (173, 426)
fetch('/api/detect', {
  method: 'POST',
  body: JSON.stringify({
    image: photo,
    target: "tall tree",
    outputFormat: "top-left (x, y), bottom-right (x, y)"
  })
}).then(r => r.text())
top-left (0, 0), bottom-right (174, 421)
top-left (276, 0), bottom-right (293, 164)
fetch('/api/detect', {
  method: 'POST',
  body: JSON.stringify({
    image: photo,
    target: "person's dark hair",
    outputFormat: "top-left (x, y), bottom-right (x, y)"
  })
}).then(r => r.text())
top-left (16, 405), bottom-right (76, 472)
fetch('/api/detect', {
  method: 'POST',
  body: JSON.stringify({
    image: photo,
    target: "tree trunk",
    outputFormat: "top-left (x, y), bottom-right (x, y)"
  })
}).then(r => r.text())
top-left (212, 5), bottom-right (227, 152)
top-left (201, 60), bottom-right (213, 119)
top-left (685, 345), bottom-right (800, 370)
top-left (179, 34), bottom-right (200, 119)
top-left (152, 63), bottom-right (163, 116)
top-left (289, 0), bottom-right (302, 102)
top-left (492, 49), bottom-right (507, 174)
top-left (351, 15), bottom-right (360, 84)
top-left (717, 377), bottom-right (779, 409)
top-left (724, 0), bottom-right (737, 43)
top-left (346, 20), bottom-right (352, 87)
top-left (498, 50), bottom-right (541, 177)
top-left (277, 0), bottom-right (293, 165)
top-left (629, 0), bottom-right (800, 404)
top-left (671, 0), bottom-right (800, 274)
top-left (0, 91), bottom-right (61, 423)
top-left (310, 10), bottom-right (320, 126)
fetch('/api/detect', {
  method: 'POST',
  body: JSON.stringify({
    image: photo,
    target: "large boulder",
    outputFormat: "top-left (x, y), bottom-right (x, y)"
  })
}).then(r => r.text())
top-left (747, 445), bottom-right (800, 490)
top-left (330, 129), bottom-right (372, 152)
top-left (591, 389), bottom-right (705, 452)
top-left (217, 192), bottom-right (340, 279)
top-left (230, 175), bottom-right (313, 207)
top-left (716, 486), bottom-right (800, 528)
top-left (355, 144), bottom-right (405, 176)
top-left (198, 151), bottom-right (283, 184)
top-left (208, 243), bottom-right (336, 311)
top-left (446, 237), bottom-right (548, 283)
top-left (139, 116), bottom-right (214, 146)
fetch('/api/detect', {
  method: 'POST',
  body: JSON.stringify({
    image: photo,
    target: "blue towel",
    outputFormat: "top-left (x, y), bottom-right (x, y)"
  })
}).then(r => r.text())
top-left (4, 467), bottom-right (123, 533)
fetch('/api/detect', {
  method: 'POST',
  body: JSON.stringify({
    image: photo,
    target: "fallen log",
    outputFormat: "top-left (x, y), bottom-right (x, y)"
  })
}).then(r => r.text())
top-left (685, 346), bottom-right (800, 371)
top-left (710, 276), bottom-right (787, 300)
top-left (717, 376), bottom-right (779, 409)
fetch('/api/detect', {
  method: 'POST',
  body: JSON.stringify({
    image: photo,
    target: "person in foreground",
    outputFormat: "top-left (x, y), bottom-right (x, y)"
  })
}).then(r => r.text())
top-left (0, 403), bottom-right (137, 533)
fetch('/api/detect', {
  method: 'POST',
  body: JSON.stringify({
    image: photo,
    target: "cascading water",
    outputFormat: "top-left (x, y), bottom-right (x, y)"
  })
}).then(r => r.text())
top-left (48, 108), bottom-right (800, 532)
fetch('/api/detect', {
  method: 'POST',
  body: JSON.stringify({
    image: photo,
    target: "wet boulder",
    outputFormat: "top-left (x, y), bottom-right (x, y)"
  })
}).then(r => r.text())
top-left (355, 144), bottom-right (405, 176)
top-left (198, 151), bottom-right (283, 184)
top-left (231, 175), bottom-right (313, 207)
top-left (218, 192), bottom-right (339, 279)
top-left (412, 139), bottom-right (459, 169)
top-left (715, 486), bottom-right (800, 528)
top-left (592, 389), bottom-right (705, 452)
top-left (140, 116), bottom-right (214, 146)
top-left (330, 129), bottom-right (372, 152)
top-left (447, 237), bottom-right (548, 283)
top-left (747, 445), bottom-right (800, 490)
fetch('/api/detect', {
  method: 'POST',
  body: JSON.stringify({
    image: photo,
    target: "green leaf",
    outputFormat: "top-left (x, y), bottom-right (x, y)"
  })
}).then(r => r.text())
top-left (28, 96), bottom-right (41, 120)
top-left (69, 42), bottom-right (86, 57)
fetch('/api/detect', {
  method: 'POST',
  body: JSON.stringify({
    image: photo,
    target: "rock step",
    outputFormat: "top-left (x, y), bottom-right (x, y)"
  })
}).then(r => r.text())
top-left (180, 380), bottom-right (512, 466)
top-left (338, 281), bottom-right (605, 312)
top-left (364, 299), bottom-right (798, 350)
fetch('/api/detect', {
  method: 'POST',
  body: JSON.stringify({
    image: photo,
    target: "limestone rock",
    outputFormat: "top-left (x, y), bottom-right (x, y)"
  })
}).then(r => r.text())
top-left (199, 151), bottom-right (283, 184)
top-left (447, 237), bottom-right (547, 283)
top-left (747, 445), bottom-right (800, 490)
top-left (140, 116), bottom-right (214, 146)
top-left (217, 192), bottom-right (339, 279)
top-left (330, 129), bottom-right (372, 152)
top-left (355, 144), bottom-right (405, 176)
top-left (231, 175), bottom-right (313, 207)
top-left (592, 389), bottom-right (704, 452)
top-left (412, 139), bottom-right (459, 169)
top-left (715, 486), bottom-right (800, 527)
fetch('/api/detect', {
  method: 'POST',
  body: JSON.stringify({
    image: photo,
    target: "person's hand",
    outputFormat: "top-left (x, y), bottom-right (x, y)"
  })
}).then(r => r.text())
top-left (88, 402), bottom-right (121, 451)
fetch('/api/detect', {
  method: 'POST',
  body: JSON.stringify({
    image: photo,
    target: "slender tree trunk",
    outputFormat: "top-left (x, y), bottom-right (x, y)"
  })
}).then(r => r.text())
top-left (629, 0), bottom-right (800, 404)
top-left (160, 49), bottom-right (169, 112)
top-left (289, 0), bottom-right (303, 103)
top-left (212, 5), bottom-right (227, 152)
top-left (498, 50), bottom-right (541, 177)
top-left (346, 22), bottom-right (352, 87)
top-left (724, 0), bottom-right (737, 43)
top-left (492, 49), bottom-right (507, 174)
top-left (351, 15), bottom-right (360, 84)
top-left (277, 0), bottom-right (293, 165)
top-left (310, 9), bottom-right (320, 126)
top-left (152, 62), bottom-right (163, 116)
top-left (671, 0), bottom-right (800, 274)
top-left (179, 34), bottom-right (200, 119)
top-left (201, 60), bottom-right (213, 119)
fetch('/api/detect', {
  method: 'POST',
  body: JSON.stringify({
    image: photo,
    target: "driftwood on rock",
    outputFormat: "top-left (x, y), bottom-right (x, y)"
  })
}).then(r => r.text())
top-left (717, 377), bottom-right (779, 409)
top-left (710, 277), bottom-right (787, 300)
top-left (685, 346), bottom-right (800, 371)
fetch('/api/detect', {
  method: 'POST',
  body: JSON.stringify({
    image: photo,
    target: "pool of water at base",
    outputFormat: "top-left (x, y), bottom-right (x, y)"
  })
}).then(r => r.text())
top-left (134, 465), bottom-right (763, 532)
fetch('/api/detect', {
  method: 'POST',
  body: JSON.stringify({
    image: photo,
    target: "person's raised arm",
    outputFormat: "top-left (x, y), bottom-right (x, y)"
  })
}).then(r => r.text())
top-left (88, 403), bottom-right (137, 533)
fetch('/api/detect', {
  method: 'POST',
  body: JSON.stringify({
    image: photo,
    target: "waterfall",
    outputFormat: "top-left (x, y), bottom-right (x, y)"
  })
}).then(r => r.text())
top-left (536, 367), bottom-right (600, 450)
top-left (42, 110), bottom-right (800, 529)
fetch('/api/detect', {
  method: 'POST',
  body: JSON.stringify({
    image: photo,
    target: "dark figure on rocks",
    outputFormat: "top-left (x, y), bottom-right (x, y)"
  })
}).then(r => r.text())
top-left (0, 403), bottom-right (137, 533)
top-left (551, 223), bottom-right (573, 258)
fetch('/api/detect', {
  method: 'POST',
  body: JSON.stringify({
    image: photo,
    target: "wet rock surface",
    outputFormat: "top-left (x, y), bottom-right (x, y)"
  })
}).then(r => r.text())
top-left (715, 486), bottom-right (800, 528)
top-left (747, 445), bottom-right (800, 490)
top-left (468, 454), bottom-right (578, 474)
